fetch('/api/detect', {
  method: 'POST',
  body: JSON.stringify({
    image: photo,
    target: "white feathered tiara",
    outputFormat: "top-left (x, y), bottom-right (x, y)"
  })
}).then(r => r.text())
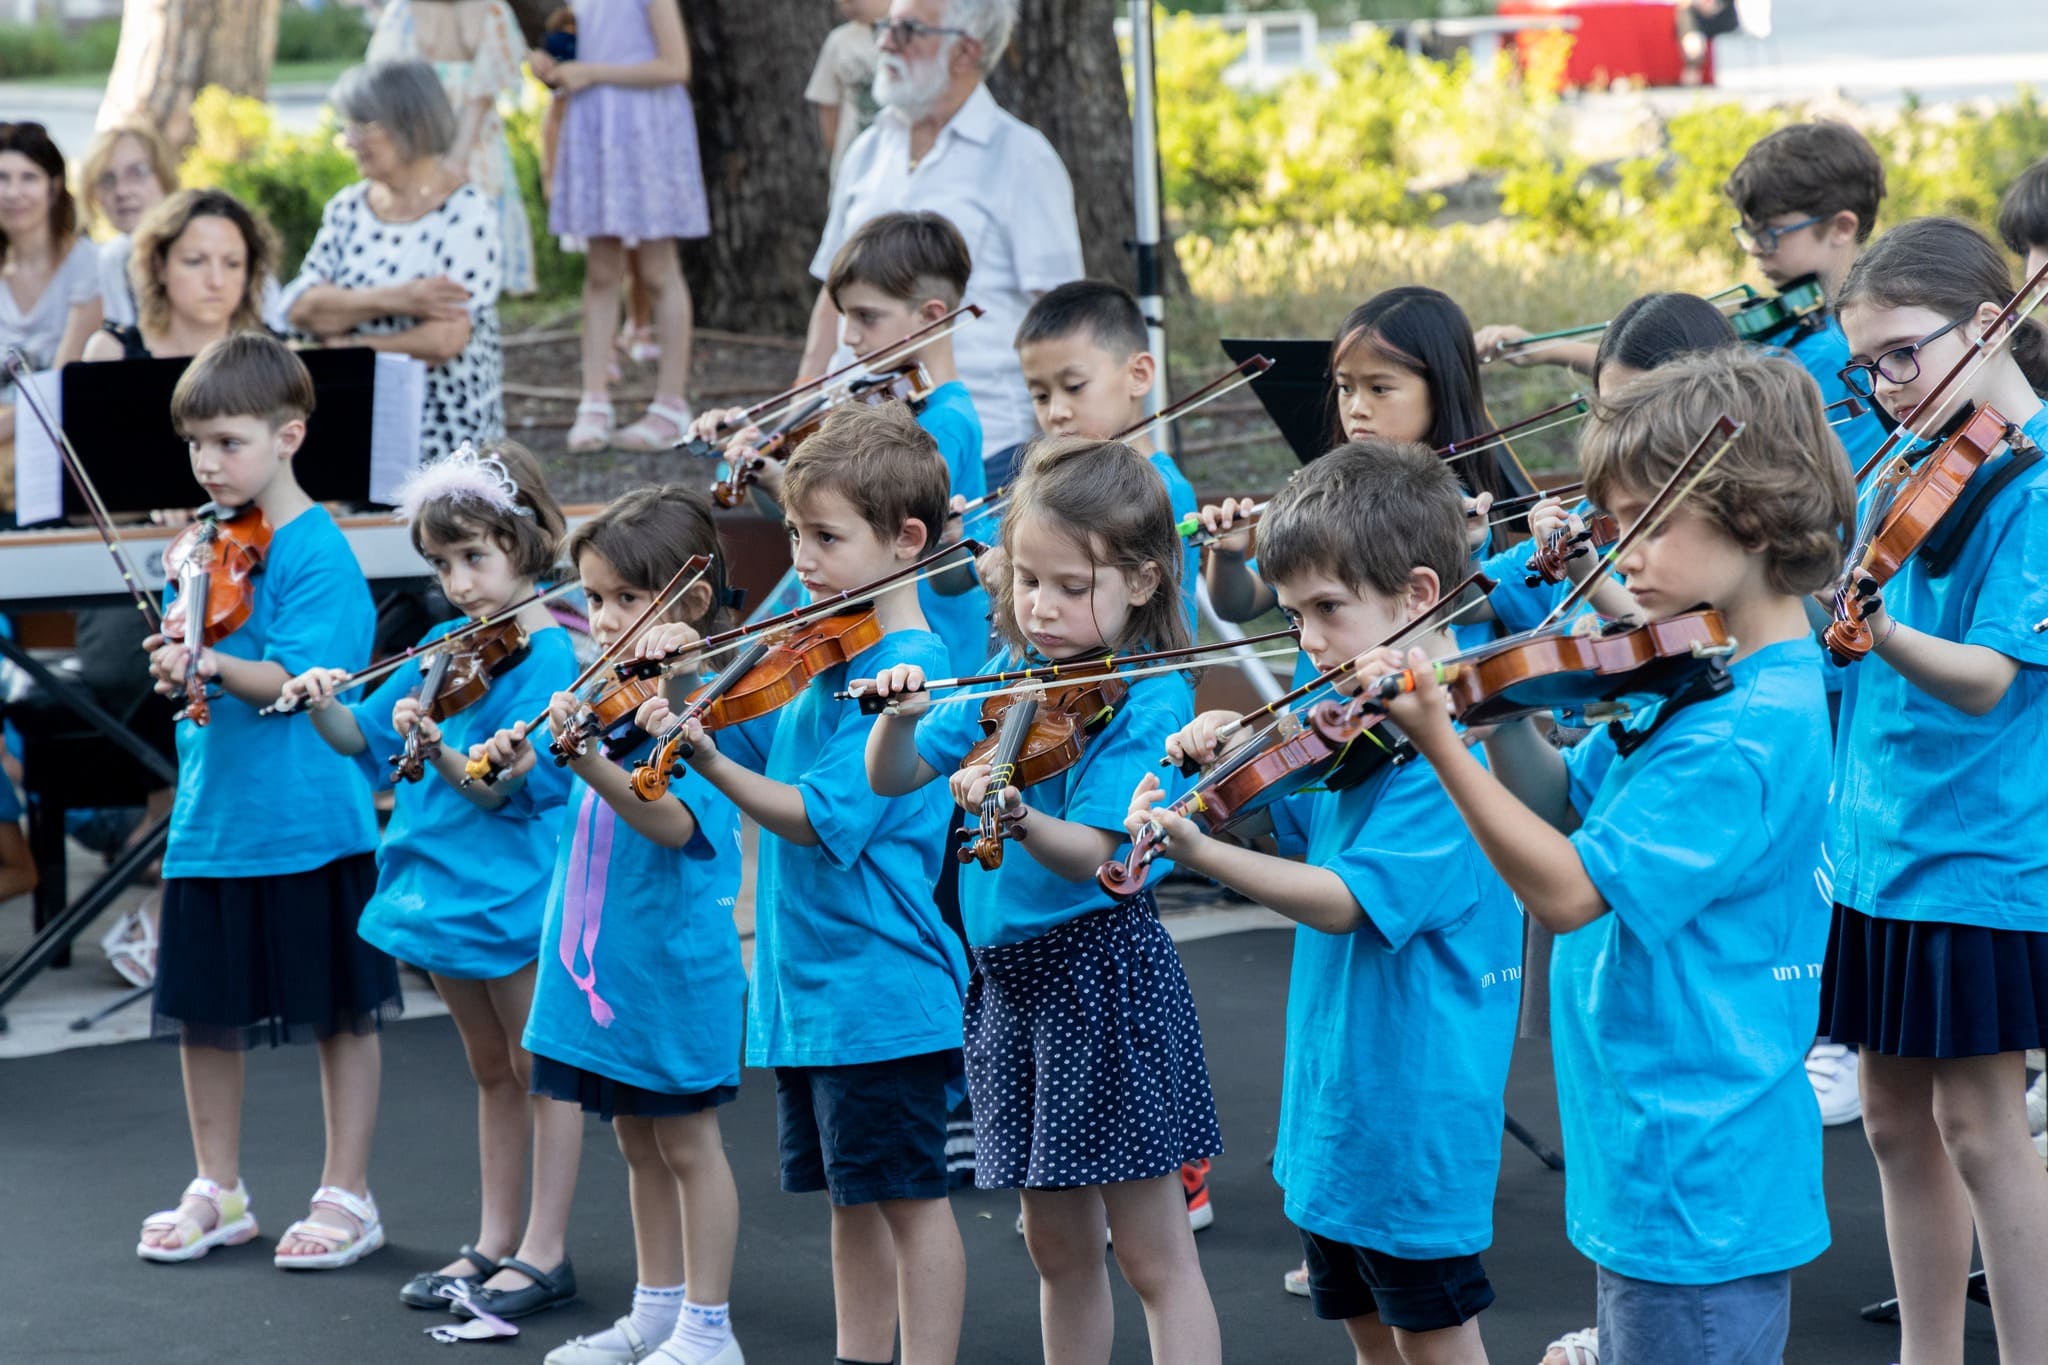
top-left (391, 441), bottom-right (533, 524)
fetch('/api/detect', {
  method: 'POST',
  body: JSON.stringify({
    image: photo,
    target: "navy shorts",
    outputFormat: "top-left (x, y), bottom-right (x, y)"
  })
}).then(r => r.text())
top-left (775, 1049), bottom-right (958, 1205)
top-left (1298, 1227), bottom-right (1496, 1333)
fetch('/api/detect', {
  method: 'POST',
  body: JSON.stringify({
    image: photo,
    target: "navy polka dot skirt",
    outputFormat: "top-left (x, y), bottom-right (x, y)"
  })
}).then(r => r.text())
top-left (964, 892), bottom-right (1223, 1191)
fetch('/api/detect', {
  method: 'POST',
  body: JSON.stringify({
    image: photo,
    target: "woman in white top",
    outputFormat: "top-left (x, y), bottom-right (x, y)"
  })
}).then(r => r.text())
top-left (76, 122), bottom-right (177, 330)
top-left (0, 120), bottom-right (102, 516)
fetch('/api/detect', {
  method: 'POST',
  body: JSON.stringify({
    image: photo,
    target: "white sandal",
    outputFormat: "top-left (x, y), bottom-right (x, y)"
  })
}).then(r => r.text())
top-left (274, 1184), bottom-right (385, 1270)
top-left (1544, 1326), bottom-right (1600, 1365)
top-left (567, 398), bottom-right (614, 454)
top-left (137, 1176), bottom-right (258, 1263)
top-left (612, 399), bottom-right (693, 453)
top-left (101, 894), bottom-right (159, 987)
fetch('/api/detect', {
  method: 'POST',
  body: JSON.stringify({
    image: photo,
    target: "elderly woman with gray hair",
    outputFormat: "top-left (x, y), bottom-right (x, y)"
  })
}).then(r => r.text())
top-left (283, 59), bottom-right (504, 460)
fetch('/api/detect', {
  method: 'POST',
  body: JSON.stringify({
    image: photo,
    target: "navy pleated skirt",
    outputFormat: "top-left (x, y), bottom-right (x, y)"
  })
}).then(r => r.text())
top-left (530, 1055), bottom-right (738, 1123)
top-left (1821, 902), bottom-right (2048, 1058)
top-left (153, 852), bottom-right (401, 1051)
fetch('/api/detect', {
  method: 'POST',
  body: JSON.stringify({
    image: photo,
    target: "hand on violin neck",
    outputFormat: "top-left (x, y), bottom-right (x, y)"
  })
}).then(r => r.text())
top-left (391, 699), bottom-right (441, 748)
top-left (948, 761), bottom-right (1018, 817)
top-left (1165, 710), bottom-right (1245, 771)
top-left (1527, 498), bottom-right (1574, 545)
top-left (1124, 773), bottom-right (1197, 857)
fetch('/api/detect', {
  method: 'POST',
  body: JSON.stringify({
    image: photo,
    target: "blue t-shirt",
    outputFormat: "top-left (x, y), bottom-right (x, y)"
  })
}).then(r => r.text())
top-left (918, 381), bottom-right (992, 675)
top-left (1555, 638), bottom-right (1832, 1284)
top-left (1147, 448), bottom-right (1201, 633)
top-left (522, 742), bottom-right (747, 1095)
top-left (732, 628), bottom-right (968, 1068)
top-left (1272, 753), bottom-right (1521, 1260)
top-left (913, 653), bottom-right (1193, 946)
top-left (347, 621), bottom-right (579, 979)
top-left (164, 506), bottom-right (379, 878)
top-left (1830, 405), bottom-right (2048, 930)
top-left (1783, 316), bottom-right (1887, 472)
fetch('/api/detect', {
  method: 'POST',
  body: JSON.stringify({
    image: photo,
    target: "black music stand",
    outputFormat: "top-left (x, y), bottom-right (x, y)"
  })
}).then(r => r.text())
top-left (1220, 337), bottom-right (1333, 465)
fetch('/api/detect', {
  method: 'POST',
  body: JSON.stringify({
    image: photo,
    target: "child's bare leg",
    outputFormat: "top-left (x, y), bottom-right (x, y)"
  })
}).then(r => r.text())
top-left (1929, 1051), bottom-right (2048, 1361)
top-left (830, 1202), bottom-right (900, 1362)
top-left (1391, 1319), bottom-right (1488, 1365)
top-left (580, 238), bottom-right (628, 399)
top-left (1341, 1314), bottom-right (1402, 1365)
top-left (1022, 1185), bottom-right (1115, 1365)
top-left (1861, 1050), bottom-right (1974, 1361)
top-left (275, 1029), bottom-right (380, 1256)
top-left (141, 1042), bottom-right (246, 1250)
top-left (432, 974), bottom-right (527, 1272)
top-left (616, 1117), bottom-right (686, 1283)
top-left (481, 969), bottom-right (581, 1289)
top-left (875, 1195), bottom-right (964, 1365)
top-left (653, 1109), bottom-right (738, 1304)
top-left (632, 240), bottom-right (694, 413)
top-left (1102, 1173), bottom-right (1220, 1365)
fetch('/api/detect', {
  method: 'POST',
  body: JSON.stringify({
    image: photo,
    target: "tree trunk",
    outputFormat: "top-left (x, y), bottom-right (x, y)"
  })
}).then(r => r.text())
top-left (100, 0), bottom-right (282, 149)
top-left (988, 0), bottom-right (1144, 292)
top-left (681, 0), bottom-right (837, 335)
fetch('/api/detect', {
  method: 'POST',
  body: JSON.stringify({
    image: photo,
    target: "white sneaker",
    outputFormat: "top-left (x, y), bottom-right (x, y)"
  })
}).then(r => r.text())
top-left (1805, 1042), bottom-right (1862, 1126)
top-left (2027, 1072), bottom-right (2046, 1136)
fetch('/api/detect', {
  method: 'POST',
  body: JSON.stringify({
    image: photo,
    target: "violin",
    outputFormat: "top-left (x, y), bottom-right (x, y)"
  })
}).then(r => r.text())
top-left (389, 618), bottom-right (533, 782)
top-left (1728, 274), bottom-right (1828, 346)
top-left (629, 608), bottom-right (886, 801)
top-left (954, 675), bottom-right (1130, 871)
top-left (1524, 511), bottom-right (1619, 586)
top-left (710, 366), bottom-right (938, 508)
top-left (163, 503), bottom-right (274, 726)
top-left (1825, 403), bottom-right (2014, 664)
top-left (1095, 695), bottom-right (1400, 899)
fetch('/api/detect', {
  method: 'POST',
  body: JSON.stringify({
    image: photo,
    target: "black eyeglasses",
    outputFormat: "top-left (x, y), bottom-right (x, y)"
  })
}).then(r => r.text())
top-left (872, 17), bottom-right (970, 46)
top-left (1837, 317), bottom-right (1968, 399)
top-left (1730, 214), bottom-right (1823, 255)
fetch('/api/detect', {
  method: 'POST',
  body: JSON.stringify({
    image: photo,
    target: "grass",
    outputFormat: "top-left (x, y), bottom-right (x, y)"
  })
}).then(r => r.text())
top-left (7, 57), bottom-right (354, 89)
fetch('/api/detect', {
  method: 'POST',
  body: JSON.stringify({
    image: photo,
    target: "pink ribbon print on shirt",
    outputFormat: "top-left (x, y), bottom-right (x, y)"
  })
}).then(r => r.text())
top-left (561, 787), bottom-right (617, 1027)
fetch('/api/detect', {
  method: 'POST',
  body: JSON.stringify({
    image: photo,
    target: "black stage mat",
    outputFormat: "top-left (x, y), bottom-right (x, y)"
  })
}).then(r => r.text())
top-left (0, 929), bottom-right (1997, 1363)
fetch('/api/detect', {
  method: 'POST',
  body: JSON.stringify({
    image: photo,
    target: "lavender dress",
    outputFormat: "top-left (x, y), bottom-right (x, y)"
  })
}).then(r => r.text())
top-left (550, 0), bottom-right (710, 242)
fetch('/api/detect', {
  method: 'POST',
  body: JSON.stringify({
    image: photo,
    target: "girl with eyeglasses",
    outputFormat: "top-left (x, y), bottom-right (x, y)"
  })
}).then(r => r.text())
top-left (1826, 214), bottom-right (2048, 1365)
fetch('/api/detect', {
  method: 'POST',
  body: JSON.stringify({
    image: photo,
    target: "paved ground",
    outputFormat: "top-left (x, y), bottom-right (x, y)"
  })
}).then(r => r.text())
top-left (0, 926), bottom-right (2001, 1365)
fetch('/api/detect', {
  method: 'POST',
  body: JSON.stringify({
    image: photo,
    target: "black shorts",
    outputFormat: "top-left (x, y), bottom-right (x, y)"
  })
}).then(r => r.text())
top-left (775, 1049), bottom-right (958, 1205)
top-left (1298, 1227), bottom-right (1496, 1333)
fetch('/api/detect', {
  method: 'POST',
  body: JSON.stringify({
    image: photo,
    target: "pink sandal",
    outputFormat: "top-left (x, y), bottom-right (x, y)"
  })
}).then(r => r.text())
top-left (137, 1176), bottom-right (258, 1263)
top-left (613, 399), bottom-right (693, 453)
top-left (566, 398), bottom-right (614, 454)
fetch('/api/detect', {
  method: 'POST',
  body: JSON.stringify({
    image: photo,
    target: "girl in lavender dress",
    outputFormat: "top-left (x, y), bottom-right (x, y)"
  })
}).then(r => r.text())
top-left (533, 0), bottom-right (708, 454)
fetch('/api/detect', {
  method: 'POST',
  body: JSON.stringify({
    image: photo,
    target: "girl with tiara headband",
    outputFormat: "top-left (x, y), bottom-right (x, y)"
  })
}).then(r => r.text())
top-left (277, 441), bottom-right (590, 1320)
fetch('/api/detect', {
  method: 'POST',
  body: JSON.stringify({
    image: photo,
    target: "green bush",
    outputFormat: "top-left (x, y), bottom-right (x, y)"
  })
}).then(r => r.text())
top-left (180, 87), bottom-right (369, 278)
top-left (274, 2), bottom-right (372, 63)
top-left (503, 86), bottom-right (584, 300)
top-left (0, 18), bottom-right (120, 77)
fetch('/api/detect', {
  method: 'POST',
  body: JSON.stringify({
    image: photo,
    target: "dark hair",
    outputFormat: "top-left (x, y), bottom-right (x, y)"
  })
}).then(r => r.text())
top-left (1014, 280), bottom-right (1149, 357)
top-left (170, 331), bottom-right (316, 431)
top-left (1836, 216), bottom-right (2048, 394)
top-left (0, 121), bottom-right (78, 265)
top-left (1997, 157), bottom-right (2048, 255)
top-left (993, 436), bottom-right (1191, 656)
top-left (412, 440), bottom-right (568, 581)
top-left (561, 485), bottom-right (727, 635)
top-left (825, 210), bottom-right (972, 310)
top-left (1256, 439), bottom-right (1468, 602)
top-left (131, 188), bottom-right (279, 337)
top-left (783, 400), bottom-right (951, 553)
top-left (1594, 292), bottom-right (1739, 388)
top-left (1581, 350), bottom-right (1855, 597)
top-left (1328, 286), bottom-right (1518, 503)
top-left (1724, 121), bottom-right (1886, 244)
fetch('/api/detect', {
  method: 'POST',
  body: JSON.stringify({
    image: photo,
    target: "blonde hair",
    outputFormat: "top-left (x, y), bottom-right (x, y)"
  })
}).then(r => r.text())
top-left (76, 123), bottom-right (178, 233)
top-left (1579, 348), bottom-right (1855, 597)
top-left (991, 436), bottom-right (1190, 655)
top-left (128, 189), bottom-right (277, 337)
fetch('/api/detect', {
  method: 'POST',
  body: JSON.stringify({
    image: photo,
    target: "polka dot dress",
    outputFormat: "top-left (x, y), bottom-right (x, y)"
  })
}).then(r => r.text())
top-left (281, 180), bottom-right (505, 460)
top-left (965, 892), bottom-right (1223, 1191)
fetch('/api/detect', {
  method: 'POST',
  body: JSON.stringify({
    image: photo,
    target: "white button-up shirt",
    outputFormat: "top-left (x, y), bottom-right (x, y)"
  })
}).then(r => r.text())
top-left (811, 84), bottom-right (1084, 456)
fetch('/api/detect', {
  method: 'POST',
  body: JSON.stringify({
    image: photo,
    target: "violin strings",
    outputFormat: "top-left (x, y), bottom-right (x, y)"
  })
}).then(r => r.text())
top-left (684, 541), bottom-right (984, 669)
top-left (911, 647), bottom-right (1302, 709)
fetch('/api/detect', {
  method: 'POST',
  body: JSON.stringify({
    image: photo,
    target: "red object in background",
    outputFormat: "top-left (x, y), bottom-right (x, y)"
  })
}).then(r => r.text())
top-left (1498, 0), bottom-right (1713, 89)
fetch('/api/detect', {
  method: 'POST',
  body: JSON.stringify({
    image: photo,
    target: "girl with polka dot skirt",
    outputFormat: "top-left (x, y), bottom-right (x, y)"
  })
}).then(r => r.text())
top-left (863, 436), bottom-right (1223, 1365)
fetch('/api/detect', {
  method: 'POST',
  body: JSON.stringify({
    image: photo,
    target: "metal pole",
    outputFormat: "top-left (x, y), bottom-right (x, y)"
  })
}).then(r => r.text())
top-left (1128, 0), bottom-right (1167, 423)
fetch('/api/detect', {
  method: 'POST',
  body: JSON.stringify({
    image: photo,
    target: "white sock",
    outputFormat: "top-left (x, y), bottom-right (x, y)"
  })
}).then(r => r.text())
top-left (663, 1300), bottom-right (733, 1362)
top-left (584, 1282), bottom-right (686, 1352)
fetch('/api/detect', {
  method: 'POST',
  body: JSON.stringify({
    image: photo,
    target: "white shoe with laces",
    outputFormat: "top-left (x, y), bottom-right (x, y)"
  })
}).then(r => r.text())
top-left (2027, 1072), bottom-right (2046, 1136)
top-left (1805, 1042), bottom-right (1862, 1126)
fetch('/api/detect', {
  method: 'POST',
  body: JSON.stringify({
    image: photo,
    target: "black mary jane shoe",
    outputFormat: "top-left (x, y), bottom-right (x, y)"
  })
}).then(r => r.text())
top-left (451, 1257), bottom-right (578, 1320)
top-left (399, 1245), bottom-right (502, 1309)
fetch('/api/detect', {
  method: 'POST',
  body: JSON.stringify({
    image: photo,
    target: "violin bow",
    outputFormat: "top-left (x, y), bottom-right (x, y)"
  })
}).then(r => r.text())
top-left (3, 347), bottom-right (165, 633)
top-left (259, 579), bottom-right (583, 716)
top-left (461, 554), bottom-right (713, 785)
top-left (1485, 284), bottom-right (1758, 364)
top-left (1480, 481), bottom-right (1588, 531)
top-left (1438, 395), bottom-right (1590, 470)
top-left (684, 305), bottom-right (986, 455)
top-left (954, 356), bottom-right (1275, 529)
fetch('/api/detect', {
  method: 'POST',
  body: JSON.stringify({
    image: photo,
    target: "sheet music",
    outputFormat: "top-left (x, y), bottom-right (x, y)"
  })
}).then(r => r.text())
top-left (12, 368), bottom-right (64, 527)
top-left (369, 352), bottom-right (428, 503)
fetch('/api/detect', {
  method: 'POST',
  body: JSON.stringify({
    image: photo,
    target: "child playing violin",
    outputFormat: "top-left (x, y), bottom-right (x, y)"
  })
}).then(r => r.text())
top-left (138, 334), bottom-right (396, 1270)
top-left (690, 210), bottom-right (990, 675)
top-left (472, 486), bottom-right (749, 1365)
top-left (1357, 349), bottom-right (1855, 1365)
top-left (275, 441), bottom-right (586, 1320)
top-left (635, 402), bottom-right (968, 1365)
top-left (1126, 439), bottom-right (1519, 1365)
top-left (1997, 155), bottom-right (2048, 286)
top-left (861, 437), bottom-right (1222, 1365)
top-left (1823, 217), bottom-right (2048, 1365)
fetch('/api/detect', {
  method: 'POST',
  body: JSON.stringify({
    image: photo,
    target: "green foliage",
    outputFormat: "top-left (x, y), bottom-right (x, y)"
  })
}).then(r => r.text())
top-left (273, 2), bottom-right (372, 63)
top-left (180, 87), bottom-right (365, 279)
top-left (0, 19), bottom-right (120, 77)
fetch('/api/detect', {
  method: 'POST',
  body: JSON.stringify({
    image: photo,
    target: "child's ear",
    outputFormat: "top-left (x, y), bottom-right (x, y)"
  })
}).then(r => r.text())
top-left (1125, 559), bottom-right (1162, 607)
top-left (896, 514), bottom-right (931, 561)
top-left (275, 418), bottom-right (308, 459)
top-left (1823, 209), bottom-right (1861, 246)
top-left (1127, 350), bottom-right (1157, 399)
top-left (1405, 565), bottom-right (1443, 617)
top-left (920, 296), bottom-right (950, 325)
top-left (677, 579), bottom-right (716, 626)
